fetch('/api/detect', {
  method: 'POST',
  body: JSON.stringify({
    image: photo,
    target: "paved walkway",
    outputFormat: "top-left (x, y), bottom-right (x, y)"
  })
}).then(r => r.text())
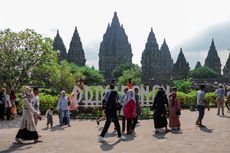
top-left (0, 109), bottom-right (230, 153)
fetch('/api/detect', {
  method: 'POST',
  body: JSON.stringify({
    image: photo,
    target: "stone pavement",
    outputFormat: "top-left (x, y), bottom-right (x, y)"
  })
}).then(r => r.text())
top-left (0, 109), bottom-right (230, 153)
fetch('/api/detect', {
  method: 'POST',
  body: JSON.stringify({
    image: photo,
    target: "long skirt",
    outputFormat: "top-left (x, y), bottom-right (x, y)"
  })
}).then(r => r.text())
top-left (154, 114), bottom-right (168, 129)
top-left (169, 106), bottom-right (180, 128)
top-left (15, 109), bottom-right (39, 140)
top-left (16, 128), bottom-right (38, 140)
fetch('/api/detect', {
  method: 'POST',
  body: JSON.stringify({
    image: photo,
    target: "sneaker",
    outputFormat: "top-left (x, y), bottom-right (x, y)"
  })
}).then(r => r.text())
top-left (119, 136), bottom-right (126, 141)
top-left (98, 136), bottom-right (106, 142)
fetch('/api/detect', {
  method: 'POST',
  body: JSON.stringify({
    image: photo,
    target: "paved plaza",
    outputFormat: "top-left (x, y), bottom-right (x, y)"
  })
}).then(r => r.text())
top-left (0, 109), bottom-right (230, 153)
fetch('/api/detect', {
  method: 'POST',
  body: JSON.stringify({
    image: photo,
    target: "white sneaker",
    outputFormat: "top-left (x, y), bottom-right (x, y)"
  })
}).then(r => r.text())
top-left (98, 136), bottom-right (106, 142)
top-left (119, 136), bottom-right (126, 141)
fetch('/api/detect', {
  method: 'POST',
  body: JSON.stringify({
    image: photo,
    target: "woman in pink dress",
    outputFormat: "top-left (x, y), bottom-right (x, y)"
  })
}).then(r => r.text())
top-left (169, 90), bottom-right (181, 130)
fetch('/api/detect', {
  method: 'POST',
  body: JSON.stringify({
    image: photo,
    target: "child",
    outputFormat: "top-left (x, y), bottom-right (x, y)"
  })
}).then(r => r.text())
top-left (46, 107), bottom-right (53, 128)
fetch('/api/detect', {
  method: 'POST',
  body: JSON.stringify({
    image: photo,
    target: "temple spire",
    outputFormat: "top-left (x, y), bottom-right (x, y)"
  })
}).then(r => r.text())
top-left (223, 53), bottom-right (230, 80)
top-left (67, 27), bottom-right (86, 66)
top-left (145, 28), bottom-right (159, 51)
top-left (204, 39), bottom-right (221, 75)
top-left (99, 12), bottom-right (132, 82)
top-left (195, 61), bottom-right (202, 69)
top-left (172, 48), bottom-right (190, 80)
top-left (53, 30), bottom-right (67, 63)
top-left (111, 11), bottom-right (120, 28)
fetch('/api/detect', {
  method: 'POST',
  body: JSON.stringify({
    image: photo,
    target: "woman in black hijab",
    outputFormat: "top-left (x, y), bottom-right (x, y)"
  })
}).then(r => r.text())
top-left (152, 88), bottom-right (170, 133)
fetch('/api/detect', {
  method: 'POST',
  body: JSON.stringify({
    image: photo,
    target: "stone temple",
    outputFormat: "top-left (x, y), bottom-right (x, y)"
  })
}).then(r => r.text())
top-left (141, 28), bottom-right (173, 86)
top-left (172, 48), bottom-right (190, 80)
top-left (99, 12), bottom-right (132, 82)
top-left (204, 39), bottom-right (221, 76)
top-left (53, 30), bottom-right (67, 63)
top-left (195, 61), bottom-right (202, 69)
top-left (223, 53), bottom-right (230, 81)
top-left (67, 27), bottom-right (86, 66)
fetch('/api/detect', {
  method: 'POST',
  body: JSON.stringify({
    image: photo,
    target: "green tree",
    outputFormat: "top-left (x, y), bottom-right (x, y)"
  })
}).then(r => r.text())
top-left (78, 66), bottom-right (105, 85)
top-left (112, 64), bottom-right (133, 79)
top-left (49, 61), bottom-right (105, 93)
top-left (0, 29), bottom-right (56, 90)
top-left (173, 79), bottom-right (192, 93)
top-left (190, 66), bottom-right (219, 79)
top-left (49, 61), bottom-right (84, 93)
top-left (118, 66), bottom-right (141, 86)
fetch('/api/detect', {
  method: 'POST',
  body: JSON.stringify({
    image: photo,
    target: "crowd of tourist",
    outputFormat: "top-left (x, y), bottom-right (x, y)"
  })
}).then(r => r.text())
top-left (1, 79), bottom-right (230, 144)
top-left (0, 88), bottom-right (17, 121)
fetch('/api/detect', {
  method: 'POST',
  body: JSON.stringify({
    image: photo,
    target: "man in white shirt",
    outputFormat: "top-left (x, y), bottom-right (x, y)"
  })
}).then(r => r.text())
top-left (215, 84), bottom-right (225, 116)
top-left (196, 85), bottom-right (209, 127)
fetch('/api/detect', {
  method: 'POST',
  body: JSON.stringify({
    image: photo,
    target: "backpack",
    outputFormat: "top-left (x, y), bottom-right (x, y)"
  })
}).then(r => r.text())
top-left (102, 91), bottom-right (110, 107)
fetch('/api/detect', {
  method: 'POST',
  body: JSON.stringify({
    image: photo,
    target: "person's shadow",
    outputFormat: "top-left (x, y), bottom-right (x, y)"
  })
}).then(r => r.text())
top-left (99, 140), bottom-right (120, 151)
top-left (152, 131), bottom-right (168, 140)
top-left (1, 142), bottom-right (34, 153)
top-left (199, 126), bottom-right (213, 133)
top-left (171, 128), bottom-right (183, 134)
top-left (219, 115), bottom-right (230, 118)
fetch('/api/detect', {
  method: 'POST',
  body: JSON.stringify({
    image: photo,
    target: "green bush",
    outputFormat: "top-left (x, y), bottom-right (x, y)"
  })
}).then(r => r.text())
top-left (173, 79), bottom-right (192, 93)
top-left (39, 93), bottom-right (59, 114)
top-left (177, 91), bottom-right (217, 108)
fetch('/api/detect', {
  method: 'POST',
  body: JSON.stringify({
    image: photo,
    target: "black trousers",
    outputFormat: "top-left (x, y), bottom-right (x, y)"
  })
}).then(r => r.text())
top-left (0, 104), bottom-right (5, 120)
top-left (197, 105), bottom-right (205, 122)
top-left (127, 118), bottom-right (132, 133)
top-left (131, 116), bottom-right (138, 131)
top-left (122, 116), bottom-right (126, 132)
top-left (100, 118), bottom-right (121, 137)
top-left (6, 107), bottom-right (11, 120)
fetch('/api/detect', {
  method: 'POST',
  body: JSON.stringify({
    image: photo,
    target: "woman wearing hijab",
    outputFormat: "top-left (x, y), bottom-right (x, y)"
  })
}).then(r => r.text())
top-left (124, 89), bottom-right (136, 134)
top-left (57, 90), bottom-right (71, 127)
top-left (15, 87), bottom-right (42, 143)
top-left (169, 88), bottom-right (181, 130)
top-left (98, 84), bottom-right (126, 142)
top-left (152, 88), bottom-right (170, 133)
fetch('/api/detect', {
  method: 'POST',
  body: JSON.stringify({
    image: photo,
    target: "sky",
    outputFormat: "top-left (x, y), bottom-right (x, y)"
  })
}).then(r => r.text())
top-left (0, 0), bottom-right (230, 69)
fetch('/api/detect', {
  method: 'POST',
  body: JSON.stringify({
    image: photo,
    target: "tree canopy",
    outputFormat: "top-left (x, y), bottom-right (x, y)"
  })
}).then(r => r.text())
top-left (189, 66), bottom-right (219, 79)
top-left (118, 65), bottom-right (142, 86)
top-left (0, 29), bottom-right (56, 91)
top-left (49, 61), bottom-right (105, 93)
top-left (112, 64), bottom-right (139, 79)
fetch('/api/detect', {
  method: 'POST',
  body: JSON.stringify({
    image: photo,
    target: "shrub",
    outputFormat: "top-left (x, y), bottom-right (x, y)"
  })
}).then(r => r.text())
top-left (173, 79), bottom-right (192, 93)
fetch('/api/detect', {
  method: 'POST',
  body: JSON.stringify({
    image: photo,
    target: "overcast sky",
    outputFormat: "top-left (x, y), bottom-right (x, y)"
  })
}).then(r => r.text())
top-left (0, 0), bottom-right (230, 69)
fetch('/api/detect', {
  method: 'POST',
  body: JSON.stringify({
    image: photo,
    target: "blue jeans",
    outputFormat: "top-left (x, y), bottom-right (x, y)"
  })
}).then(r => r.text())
top-left (60, 110), bottom-right (70, 125)
top-left (197, 105), bottom-right (205, 121)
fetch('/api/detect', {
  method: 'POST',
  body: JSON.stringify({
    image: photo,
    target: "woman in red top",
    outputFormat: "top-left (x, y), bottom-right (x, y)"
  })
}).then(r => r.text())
top-left (127, 78), bottom-right (133, 89)
top-left (124, 89), bottom-right (136, 134)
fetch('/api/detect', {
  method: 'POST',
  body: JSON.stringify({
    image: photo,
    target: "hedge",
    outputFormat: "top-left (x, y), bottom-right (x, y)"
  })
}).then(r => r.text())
top-left (15, 90), bottom-right (219, 118)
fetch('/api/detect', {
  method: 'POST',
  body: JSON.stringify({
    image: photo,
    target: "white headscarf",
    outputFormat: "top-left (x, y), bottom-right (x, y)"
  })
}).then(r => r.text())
top-left (124, 89), bottom-right (136, 106)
